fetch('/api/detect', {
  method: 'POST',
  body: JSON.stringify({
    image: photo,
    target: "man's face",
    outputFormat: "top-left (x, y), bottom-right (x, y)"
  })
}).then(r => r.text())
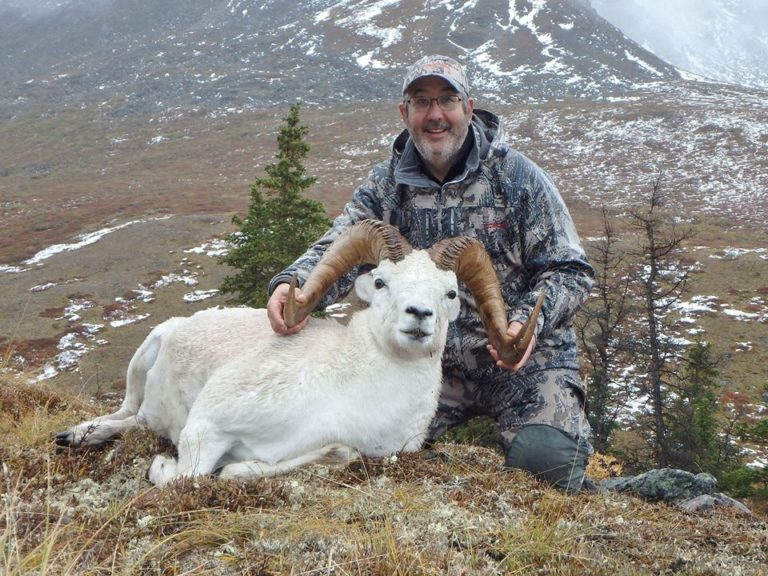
top-left (399, 76), bottom-right (475, 181)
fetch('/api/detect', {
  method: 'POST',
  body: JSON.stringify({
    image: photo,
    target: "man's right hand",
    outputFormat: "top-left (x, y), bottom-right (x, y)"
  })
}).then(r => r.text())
top-left (266, 283), bottom-right (310, 335)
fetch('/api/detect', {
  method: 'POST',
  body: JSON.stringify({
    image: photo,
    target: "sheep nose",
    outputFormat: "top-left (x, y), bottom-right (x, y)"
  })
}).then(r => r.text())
top-left (406, 305), bottom-right (433, 320)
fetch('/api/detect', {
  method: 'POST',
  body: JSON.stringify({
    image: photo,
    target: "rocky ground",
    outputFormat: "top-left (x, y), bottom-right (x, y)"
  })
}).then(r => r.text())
top-left (1, 376), bottom-right (766, 575)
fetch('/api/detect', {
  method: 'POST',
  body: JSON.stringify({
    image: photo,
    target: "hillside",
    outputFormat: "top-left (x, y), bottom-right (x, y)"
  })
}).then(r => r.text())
top-left (0, 0), bottom-right (678, 112)
top-left (1, 377), bottom-right (766, 574)
top-left (1, 82), bottom-right (766, 262)
top-left (1, 0), bottom-right (765, 266)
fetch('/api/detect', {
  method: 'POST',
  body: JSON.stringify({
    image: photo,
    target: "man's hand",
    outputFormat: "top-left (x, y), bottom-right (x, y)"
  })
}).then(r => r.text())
top-left (486, 321), bottom-right (536, 372)
top-left (266, 283), bottom-right (310, 335)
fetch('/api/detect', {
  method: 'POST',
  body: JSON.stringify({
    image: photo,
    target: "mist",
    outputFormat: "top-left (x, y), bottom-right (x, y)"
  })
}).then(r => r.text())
top-left (0, 0), bottom-right (115, 19)
top-left (591, 0), bottom-right (768, 88)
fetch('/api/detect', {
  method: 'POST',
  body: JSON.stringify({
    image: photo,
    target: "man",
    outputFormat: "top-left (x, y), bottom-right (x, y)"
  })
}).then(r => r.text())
top-left (266, 55), bottom-right (595, 492)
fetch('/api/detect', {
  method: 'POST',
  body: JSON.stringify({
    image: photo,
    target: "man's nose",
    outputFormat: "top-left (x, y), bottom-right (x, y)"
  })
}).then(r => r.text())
top-left (425, 99), bottom-right (445, 119)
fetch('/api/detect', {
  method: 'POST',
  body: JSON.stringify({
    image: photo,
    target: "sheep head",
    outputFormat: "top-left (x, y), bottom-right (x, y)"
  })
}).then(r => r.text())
top-left (354, 251), bottom-right (462, 357)
top-left (285, 220), bottom-right (543, 366)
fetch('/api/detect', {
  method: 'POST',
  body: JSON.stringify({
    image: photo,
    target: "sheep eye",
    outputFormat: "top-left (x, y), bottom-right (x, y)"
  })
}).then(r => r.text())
top-left (447, 290), bottom-right (457, 300)
top-left (374, 278), bottom-right (386, 289)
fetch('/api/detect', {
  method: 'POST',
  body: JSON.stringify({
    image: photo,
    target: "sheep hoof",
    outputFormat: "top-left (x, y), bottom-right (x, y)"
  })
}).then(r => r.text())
top-left (54, 431), bottom-right (74, 447)
top-left (147, 454), bottom-right (176, 486)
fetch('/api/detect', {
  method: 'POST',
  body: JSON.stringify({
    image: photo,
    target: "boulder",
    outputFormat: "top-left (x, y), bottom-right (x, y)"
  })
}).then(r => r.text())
top-left (599, 468), bottom-right (752, 515)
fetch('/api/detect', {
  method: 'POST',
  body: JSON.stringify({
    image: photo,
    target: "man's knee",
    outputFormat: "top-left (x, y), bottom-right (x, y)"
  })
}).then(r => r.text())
top-left (504, 423), bottom-right (588, 493)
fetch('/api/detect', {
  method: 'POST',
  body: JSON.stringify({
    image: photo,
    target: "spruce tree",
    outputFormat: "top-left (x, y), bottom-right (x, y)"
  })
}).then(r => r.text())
top-left (219, 103), bottom-right (330, 307)
top-left (625, 171), bottom-right (694, 467)
top-left (668, 339), bottom-right (721, 472)
top-left (574, 207), bottom-right (633, 453)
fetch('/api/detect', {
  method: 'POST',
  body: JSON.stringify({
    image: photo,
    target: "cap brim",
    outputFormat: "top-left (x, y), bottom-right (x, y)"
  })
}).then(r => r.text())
top-left (403, 74), bottom-right (465, 95)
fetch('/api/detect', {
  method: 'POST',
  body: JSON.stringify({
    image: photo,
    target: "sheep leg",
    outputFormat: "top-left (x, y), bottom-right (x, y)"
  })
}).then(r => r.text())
top-left (147, 421), bottom-right (232, 486)
top-left (55, 415), bottom-right (144, 447)
top-left (56, 326), bottom-right (161, 447)
top-left (147, 454), bottom-right (178, 486)
top-left (217, 444), bottom-right (361, 480)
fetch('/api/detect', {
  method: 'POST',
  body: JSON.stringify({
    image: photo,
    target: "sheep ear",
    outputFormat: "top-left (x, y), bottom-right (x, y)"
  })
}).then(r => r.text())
top-left (353, 272), bottom-right (376, 304)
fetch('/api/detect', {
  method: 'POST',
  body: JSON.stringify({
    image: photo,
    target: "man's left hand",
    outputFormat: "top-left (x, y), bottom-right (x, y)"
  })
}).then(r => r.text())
top-left (486, 321), bottom-right (536, 372)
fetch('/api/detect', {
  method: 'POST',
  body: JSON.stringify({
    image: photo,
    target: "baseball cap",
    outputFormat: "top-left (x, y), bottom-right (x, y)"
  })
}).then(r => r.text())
top-left (401, 55), bottom-right (470, 98)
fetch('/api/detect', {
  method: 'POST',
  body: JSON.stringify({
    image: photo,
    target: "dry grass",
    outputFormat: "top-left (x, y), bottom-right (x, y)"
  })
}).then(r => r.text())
top-left (2, 374), bottom-right (767, 575)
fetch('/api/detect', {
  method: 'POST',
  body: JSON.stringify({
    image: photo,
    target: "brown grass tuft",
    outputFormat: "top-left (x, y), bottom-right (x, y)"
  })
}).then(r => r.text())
top-left (587, 452), bottom-right (624, 481)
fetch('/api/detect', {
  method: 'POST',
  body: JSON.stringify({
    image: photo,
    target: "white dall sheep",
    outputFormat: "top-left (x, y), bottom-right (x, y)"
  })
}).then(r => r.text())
top-left (57, 220), bottom-right (543, 486)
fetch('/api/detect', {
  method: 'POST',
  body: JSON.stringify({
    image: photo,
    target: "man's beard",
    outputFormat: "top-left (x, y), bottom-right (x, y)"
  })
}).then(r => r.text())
top-left (413, 120), bottom-right (468, 171)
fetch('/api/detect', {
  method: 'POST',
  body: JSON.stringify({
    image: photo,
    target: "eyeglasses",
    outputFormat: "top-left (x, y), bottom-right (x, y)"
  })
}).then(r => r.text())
top-left (405, 95), bottom-right (463, 112)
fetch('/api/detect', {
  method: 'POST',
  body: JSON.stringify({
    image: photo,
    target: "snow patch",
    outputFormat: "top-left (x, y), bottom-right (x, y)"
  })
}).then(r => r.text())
top-left (17, 216), bottom-right (173, 269)
top-left (183, 289), bottom-right (220, 303)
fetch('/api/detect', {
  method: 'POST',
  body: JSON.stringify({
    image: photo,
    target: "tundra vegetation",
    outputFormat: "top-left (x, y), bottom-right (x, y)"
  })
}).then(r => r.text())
top-left (2, 105), bottom-right (767, 574)
top-left (2, 373), bottom-right (767, 575)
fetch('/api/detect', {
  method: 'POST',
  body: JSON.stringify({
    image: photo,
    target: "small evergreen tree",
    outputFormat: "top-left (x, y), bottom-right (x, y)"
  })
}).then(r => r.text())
top-left (667, 339), bottom-right (721, 472)
top-left (625, 170), bottom-right (694, 467)
top-left (219, 103), bottom-right (330, 307)
top-left (719, 390), bottom-right (767, 498)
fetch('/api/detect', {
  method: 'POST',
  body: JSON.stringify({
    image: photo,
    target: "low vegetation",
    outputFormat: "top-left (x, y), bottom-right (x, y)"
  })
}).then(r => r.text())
top-left (2, 374), bottom-right (767, 575)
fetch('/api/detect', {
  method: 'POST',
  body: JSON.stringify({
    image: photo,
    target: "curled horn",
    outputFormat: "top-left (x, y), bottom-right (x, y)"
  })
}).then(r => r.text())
top-left (429, 237), bottom-right (545, 366)
top-left (284, 220), bottom-right (412, 327)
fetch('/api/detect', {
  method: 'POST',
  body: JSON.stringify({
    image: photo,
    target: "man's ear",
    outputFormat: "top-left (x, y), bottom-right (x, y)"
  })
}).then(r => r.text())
top-left (465, 96), bottom-right (475, 120)
top-left (398, 100), bottom-right (408, 124)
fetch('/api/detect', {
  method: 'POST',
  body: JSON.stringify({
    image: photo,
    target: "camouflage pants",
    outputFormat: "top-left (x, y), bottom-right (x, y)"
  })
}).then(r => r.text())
top-left (427, 366), bottom-right (592, 457)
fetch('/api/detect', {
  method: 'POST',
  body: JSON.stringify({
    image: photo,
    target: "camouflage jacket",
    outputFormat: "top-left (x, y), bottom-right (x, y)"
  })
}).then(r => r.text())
top-left (269, 110), bottom-right (594, 376)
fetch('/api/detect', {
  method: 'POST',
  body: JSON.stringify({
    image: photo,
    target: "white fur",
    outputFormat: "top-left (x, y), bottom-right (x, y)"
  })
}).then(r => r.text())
top-left (59, 251), bottom-right (461, 486)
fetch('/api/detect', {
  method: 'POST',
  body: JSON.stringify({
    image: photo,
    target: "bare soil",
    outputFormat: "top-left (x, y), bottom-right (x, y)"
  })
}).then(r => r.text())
top-left (1, 213), bottom-right (235, 396)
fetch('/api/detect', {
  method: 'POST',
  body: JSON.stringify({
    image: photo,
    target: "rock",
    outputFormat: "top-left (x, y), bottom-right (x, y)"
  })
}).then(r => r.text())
top-left (678, 493), bottom-right (752, 516)
top-left (600, 468), bottom-right (716, 502)
top-left (600, 468), bottom-right (753, 516)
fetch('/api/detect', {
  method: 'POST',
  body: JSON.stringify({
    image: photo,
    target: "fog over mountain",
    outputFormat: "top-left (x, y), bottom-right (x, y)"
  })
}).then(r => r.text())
top-left (591, 0), bottom-right (768, 89)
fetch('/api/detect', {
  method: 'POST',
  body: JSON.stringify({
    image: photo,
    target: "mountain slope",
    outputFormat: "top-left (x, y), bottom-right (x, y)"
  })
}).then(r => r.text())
top-left (0, 0), bottom-right (679, 118)
top-left (0, 0), bottom-right (765, 268)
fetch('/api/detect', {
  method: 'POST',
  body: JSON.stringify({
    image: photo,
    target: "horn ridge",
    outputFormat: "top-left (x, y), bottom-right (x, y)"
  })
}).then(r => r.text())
top-left (428, 236), bottom-right (478, 271)
top-left (284, 220), bottom-right (411, 327)
top-left (428, 236), bottom-right (545, 366)
top-left (364, 219), bottom-right (411, 263)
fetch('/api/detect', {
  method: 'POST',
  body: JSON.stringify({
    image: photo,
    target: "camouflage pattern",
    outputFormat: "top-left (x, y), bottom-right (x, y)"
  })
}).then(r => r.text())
top-left (427, 366), bottom-right (592, 454)
top-left (268, 108), bottom-right (594, 443)
top-left (401, 54), bottom-right (470, 98)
